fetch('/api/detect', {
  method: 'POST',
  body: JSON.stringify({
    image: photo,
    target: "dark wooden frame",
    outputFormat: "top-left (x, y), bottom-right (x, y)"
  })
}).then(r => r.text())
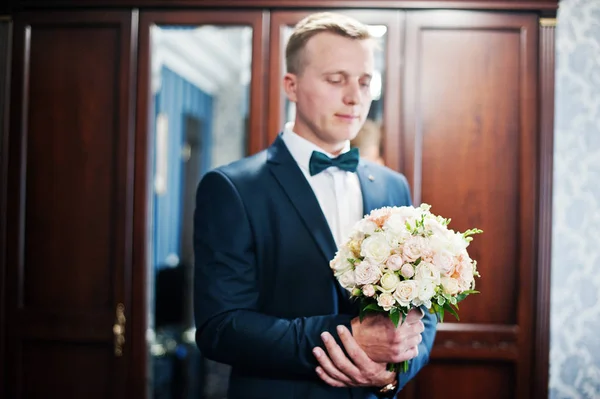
top-left (11, 0), bottom-right (558, 14)
top-left (534, 19), bottom-right (555, 399)
top-left (0, 17), bottom-right (12, 399)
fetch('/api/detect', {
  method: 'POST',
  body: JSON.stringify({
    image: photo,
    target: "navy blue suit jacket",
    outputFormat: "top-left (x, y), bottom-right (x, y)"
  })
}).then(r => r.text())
top-left (193, 135), bottom-right (437, 399)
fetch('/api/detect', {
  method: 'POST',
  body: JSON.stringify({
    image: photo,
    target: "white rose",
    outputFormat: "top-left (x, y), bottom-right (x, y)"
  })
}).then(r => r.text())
top-left (423, 216), bottom-right (449, 237)
top-left (456, 261), bottom-right (475, 290)
top-left (354, 260), bottom-right (382, 285)
top-left (393, 280), bottom-right (418, 307)
top-left (377, 293), bottom-right (395, 311)
top-left (414, 280), bottom-right (436, 309)
top-left (330, 247), bottom-right (355, 275)
top-left (415, 262), bottom-right (441, 285)
top-left (383, 211), bottom-right (412, 233)
top-left (441, 276), bottom-right (460, 296)
top-left (386, 254), bottom-right (404, 271)
top-left (400, 263), bottom-right (415, 279)
top-left (449, 232), bottom-right (469, 253)
top-left (355, 218), bottom-right (379, 236)
top-left (338, 269), bottom-right (356, 291)
top-left (402, 236), bottom-right (424, 263)
top-left (361, 233), bottom-right (392, 264)
top-left (362, 284), bottom-right (376, 297)
top-left (380, 272), bottom-right (401, 292)
top-left (433, 250), bottom-right (456, 277)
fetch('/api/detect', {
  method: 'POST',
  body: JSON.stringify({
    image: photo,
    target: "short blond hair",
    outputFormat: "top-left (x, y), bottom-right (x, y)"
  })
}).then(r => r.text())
top-left (285, 12), bottom-right (373, 75)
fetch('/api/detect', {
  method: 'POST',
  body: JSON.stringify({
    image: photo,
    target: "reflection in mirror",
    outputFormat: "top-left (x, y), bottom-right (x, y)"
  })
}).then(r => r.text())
top-left (282, 24), bottom-right (387, 164)
top-left (148, 24), bottom-right (252, 399)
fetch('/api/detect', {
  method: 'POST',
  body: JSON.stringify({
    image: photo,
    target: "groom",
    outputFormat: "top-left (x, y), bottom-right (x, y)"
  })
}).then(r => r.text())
top-left (193, 12), bottom-right (437, 399)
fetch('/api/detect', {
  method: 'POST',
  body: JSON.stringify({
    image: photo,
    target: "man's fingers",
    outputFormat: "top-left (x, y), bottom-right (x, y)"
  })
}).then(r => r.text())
top-left (321, 332), bottom-right (363, 380)
top-left (315, 366), bottom-right (349, 388)
top-left (312, 346), bottom-right (354, 386)
top-left (336, 325), bottom-right (374, 368)
top-left (405, 308), bottom-right (425, 324)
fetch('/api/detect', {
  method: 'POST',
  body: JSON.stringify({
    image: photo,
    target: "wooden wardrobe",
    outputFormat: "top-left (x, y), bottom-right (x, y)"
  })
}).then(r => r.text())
top-left (0, 1), bottom-right (557, 398)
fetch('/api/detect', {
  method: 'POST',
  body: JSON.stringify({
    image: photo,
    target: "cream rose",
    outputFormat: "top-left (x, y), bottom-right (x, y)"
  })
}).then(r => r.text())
top-left (433, 250), bottom-right (456, 277)
top-left (393, 280), bottom-right (418, 307)
top-left (354, 260), bottom-right (382, 285)
top-left (377, 293), bottom-right (395, 311)
top-left (330, 247), bottom-right (355, 275)
top-left (386, 254), bottom-right (404, 271)
top-left (338, 269), bottom-right (356, 291)
top-left (400, 263), bottom-right (415, 279)
top-left (441, 276), bottom-right (460, 295)
top-left (415, 261), bottom-right (441, 285)
top-left (362, 284), bottom-right (376, 297)
top-left (402, 236), bottom-right (424, 263)
top-left (360, 233), bottom-right (392, 264)
top-left (380, 272), bottom-right (401, 292)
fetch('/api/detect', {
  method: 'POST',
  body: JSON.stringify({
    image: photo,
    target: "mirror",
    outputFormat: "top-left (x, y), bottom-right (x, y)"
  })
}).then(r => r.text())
top-left (148, 24), bottom-right (252, 399)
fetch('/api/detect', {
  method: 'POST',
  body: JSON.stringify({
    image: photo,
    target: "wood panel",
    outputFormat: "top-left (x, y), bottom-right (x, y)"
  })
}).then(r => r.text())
top-left (534, 19), bottom-right (555, 399)
top-left (12, 0), bottom-right (559, 13)
top-left (5, 10), bottom-right (136, 398)
top-left (416, 361), bottom-right (515, 398)
top-left (400, 10), bottom-right (538, 399)
top-left (0, 18), bottom-right (12, 399)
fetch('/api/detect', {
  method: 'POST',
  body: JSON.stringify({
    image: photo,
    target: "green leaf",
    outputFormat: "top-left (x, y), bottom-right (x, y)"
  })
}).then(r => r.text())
top-left (363, 303), bottom-right (384, 312)
top-left (432, 303), bottom-right (444, 323)
top-left (437, 296), bottom-right (446, 306)
top-left (444, 302), bottom-right (460, 321)
top-left (455, 290), bottom-right (479, 303)
top-left (389, 310), bottom-right (401, 328)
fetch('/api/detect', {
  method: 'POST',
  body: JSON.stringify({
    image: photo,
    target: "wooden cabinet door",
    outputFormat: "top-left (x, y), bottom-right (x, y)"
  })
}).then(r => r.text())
top-left (399, 10), bottom-right (539, 399)
top-left (4, 10), bottom-right (136, 399)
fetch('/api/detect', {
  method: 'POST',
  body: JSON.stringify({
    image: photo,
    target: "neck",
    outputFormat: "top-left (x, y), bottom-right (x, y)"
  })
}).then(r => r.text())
top-left (291, 120), bottom-right (346, 156)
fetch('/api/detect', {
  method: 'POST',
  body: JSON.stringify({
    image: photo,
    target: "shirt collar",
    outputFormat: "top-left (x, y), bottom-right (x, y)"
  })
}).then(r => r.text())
top-left (280, 122), bottom-right (351, 174)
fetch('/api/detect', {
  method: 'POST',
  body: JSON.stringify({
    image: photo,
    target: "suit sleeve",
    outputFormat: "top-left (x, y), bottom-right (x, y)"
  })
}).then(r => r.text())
top-left (193, 170), bottom-right (352, 379)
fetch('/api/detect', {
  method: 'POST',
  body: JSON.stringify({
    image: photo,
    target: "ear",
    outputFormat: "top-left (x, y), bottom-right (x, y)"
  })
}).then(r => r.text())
top-left (282, 72), bottom-right (298, 103)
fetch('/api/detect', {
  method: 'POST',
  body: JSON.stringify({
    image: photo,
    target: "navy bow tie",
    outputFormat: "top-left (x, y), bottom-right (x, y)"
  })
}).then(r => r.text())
top-left (309, 148), bottom-right (359, 176)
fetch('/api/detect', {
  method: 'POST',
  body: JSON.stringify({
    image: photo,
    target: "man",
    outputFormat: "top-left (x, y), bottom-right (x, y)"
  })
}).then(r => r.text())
top-left (193, 12), bottom-right (437, 399)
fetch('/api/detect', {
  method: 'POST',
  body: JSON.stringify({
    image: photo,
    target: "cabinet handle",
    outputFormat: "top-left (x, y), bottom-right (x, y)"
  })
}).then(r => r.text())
top-left (113, 303), bottom-right (126, 357)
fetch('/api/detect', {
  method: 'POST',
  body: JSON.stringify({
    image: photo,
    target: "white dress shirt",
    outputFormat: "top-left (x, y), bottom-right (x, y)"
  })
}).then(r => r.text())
top-left (281, 122), bottom-right (364, 247)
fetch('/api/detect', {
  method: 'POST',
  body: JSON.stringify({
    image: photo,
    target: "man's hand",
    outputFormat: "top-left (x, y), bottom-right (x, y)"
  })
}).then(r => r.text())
top-left (312, 325), bottom-right (397, 388)
top-left (350, 308), bottom-right (425, 364)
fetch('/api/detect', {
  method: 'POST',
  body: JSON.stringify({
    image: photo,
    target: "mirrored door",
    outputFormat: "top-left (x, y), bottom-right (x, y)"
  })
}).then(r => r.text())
top-left (134, 11), bottom-right (267, 399)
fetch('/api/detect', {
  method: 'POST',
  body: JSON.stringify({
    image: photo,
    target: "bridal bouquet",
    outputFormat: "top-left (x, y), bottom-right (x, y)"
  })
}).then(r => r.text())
top-left (330, 204), bottom-right (482, 372)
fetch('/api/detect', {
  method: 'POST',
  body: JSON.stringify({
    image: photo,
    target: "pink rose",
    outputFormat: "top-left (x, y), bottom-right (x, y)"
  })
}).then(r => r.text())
top-left (362, 284), bottom-right (376, 297)
top-left (386, 254), bottom-right (404, 271)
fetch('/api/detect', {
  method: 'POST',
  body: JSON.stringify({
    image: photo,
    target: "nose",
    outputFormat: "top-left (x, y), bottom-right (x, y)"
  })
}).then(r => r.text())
top-left (343, 80), bottom-right (361, 106)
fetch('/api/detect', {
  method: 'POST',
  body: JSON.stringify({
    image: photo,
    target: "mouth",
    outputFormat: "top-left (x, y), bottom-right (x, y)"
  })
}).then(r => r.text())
top-left (335, 114), bottom-right (359, 122)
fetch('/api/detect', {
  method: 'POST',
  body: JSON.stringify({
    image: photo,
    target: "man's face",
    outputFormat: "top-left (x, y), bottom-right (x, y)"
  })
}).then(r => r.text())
top-left (284, 32), bottom-right (374, 154)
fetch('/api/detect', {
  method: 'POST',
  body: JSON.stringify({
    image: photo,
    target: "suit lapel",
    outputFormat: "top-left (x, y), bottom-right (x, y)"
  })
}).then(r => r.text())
top-left (267, 136), bottom-right (338, 264)
top-left (356, 160), bottom-right (386, 216)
